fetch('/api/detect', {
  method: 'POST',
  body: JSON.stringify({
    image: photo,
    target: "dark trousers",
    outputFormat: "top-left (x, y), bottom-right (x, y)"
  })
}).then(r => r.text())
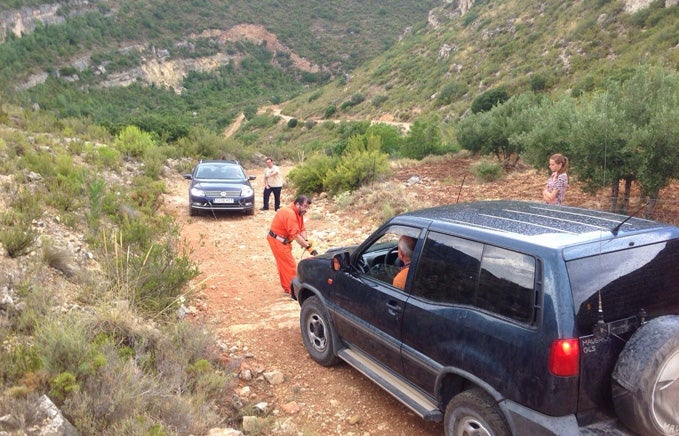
top-left (263, 186), bottom-right (282, 210)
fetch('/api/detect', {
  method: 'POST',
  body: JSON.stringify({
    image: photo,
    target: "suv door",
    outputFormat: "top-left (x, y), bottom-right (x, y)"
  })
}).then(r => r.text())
top-left (400, 232), bottom-right (541, 402)
top-left (330, 225), bottom-right (420, 374)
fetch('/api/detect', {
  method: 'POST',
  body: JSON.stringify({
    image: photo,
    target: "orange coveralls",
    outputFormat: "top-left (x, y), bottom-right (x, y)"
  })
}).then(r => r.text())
top-left (267, 203), bottom-right (306, 293)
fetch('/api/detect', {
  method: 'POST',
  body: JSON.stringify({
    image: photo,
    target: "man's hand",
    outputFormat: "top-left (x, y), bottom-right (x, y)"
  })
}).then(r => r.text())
top-left (305, 241), bottom-right (318, 256)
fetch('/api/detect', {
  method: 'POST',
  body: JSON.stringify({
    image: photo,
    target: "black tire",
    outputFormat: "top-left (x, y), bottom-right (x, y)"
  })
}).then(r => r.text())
top-left (245, 207), bottom-right (254, 216)
top-left (444, 388), bottom-right (510, 436)
top-left (612, 315), bottom-right (679, 436)
top-left (300, 296), bottom-right (341, 367)
top-left (189, 206), bottom-right (197, 216)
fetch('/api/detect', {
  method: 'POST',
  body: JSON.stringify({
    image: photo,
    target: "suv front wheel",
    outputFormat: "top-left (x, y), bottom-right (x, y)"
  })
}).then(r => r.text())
top-left (300, 296), bottom-right (341, 367)
top-left (444, 388), bottom-right (510, 436)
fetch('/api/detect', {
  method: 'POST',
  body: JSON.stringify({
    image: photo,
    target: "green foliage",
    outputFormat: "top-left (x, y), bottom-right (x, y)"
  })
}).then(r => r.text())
top-left (436, 81), bottom-right (467, 105)
top-left (471, 87), bottom-right (510, 113)
top-left (324, 105), bottom-right (337, 119)
top-left (0, 343), bottom-right (42, 383)
top-left (325, 135), bottom-right (390, 196)
top-left (103, 225), bottom-right (199, 316)
top-left (49, 372), bottom-right (79, 403)
top-left (287, 118), bottom-right (298, 128)
top-left (0, 201), bottom-right (38, 258)
top-left (472, 160), bottom-right (504, 182)
top-left (114, 125), bottom-right (156, 160)
top-left (372, 94), bottom-right (388, 107)
top-left (530, 74), bottom-right (549, 92)
top-left (365, 123), bottom-right (403, 156)
top-left (457, 93), bottom-right (542, 166)
top-left (401, 117), bottom-right (452, 159)
top-left (287, 153), bottom-right (335, 195)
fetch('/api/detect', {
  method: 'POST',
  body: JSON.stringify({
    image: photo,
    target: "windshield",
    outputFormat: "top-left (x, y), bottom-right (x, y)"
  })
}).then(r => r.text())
top-left (196, 165), bottom-right (244, 180)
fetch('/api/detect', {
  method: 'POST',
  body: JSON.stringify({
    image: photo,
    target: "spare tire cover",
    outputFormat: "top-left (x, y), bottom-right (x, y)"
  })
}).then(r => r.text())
top-left (612, 315), bottom-right (679, 436)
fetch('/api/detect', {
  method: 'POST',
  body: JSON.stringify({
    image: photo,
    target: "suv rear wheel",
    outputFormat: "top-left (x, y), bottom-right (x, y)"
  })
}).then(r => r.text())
top-left (300, 296), bottom-right (341, 367)
top-left (444, 388), bottom-right (510, 436)
top-left (612, 315), bottom-right (679, 436)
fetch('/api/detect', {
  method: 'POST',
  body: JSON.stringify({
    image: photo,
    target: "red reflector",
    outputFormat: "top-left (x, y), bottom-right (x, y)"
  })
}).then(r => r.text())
top-left (548, 339), bottom-right (579, 377)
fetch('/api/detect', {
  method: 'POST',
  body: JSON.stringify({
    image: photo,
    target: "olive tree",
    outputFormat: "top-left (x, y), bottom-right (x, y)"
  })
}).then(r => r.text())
top-left (457, 93), bottom-right (541, 167)
top-left (568, 66), bottom-right (679, 214)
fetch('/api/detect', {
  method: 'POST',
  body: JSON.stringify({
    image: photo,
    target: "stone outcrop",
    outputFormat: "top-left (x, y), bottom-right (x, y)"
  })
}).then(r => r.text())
top-left (625, 0), bottom-right (678, 13)
top-left (0, 1), bottom-right (97, 43)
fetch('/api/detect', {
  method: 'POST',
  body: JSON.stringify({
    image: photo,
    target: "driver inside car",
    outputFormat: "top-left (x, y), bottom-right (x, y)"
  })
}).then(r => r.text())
top-left (393, 235), bottom-right (416, 289)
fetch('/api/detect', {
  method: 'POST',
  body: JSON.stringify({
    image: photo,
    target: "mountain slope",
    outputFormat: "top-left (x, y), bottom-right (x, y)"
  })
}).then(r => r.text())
top-left (282, 0), bottom-right (679, 123)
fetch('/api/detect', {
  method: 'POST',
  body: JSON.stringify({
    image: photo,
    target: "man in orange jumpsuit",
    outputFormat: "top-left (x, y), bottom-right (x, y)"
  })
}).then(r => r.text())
top-left (267, 195), bottom-right (317, 293)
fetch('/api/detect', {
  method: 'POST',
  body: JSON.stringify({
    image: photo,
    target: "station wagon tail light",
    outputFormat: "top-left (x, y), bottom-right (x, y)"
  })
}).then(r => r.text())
top-left (548, 339), bottom-right (579, 377)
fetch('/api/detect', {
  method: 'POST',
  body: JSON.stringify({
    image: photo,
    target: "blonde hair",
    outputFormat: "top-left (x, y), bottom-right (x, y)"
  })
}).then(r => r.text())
top-left (550, 153), bottom-right (569, 174)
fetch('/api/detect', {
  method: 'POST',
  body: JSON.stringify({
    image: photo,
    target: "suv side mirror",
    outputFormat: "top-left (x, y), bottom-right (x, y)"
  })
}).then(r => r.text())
top-left (332, 252), bottom-right (350, 271)
top-left (249, 175), bottom-right (256, 180)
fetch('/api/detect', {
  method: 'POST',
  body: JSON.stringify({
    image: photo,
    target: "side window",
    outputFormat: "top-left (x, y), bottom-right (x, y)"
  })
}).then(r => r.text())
top-left (478, 246), bottom-right (535, 323)
top-left (357, 226), bottom-right (419, 287)
top-left (411, 232), bottom-right (482, 304)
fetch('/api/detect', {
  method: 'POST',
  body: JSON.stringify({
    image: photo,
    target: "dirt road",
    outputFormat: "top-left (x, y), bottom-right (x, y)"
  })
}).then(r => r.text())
top-left (162, 169), bottom-right (441, 435)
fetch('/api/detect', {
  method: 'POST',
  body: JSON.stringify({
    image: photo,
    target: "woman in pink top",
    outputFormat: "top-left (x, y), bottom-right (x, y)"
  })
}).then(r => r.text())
top-left (543, 153), bottom-right (569, 205)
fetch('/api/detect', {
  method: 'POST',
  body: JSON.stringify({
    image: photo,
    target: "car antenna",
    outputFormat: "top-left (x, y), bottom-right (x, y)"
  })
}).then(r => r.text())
top-left (456, 175), bottom-right (467, 203)
top-left (610, 202), bottom-right (648, 236)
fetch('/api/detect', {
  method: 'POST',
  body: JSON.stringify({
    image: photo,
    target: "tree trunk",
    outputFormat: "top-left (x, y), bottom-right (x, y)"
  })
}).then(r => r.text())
top-left (610, 179), bottom-right (620, 213)
top-left (622, 178), bottom-right (633, 213)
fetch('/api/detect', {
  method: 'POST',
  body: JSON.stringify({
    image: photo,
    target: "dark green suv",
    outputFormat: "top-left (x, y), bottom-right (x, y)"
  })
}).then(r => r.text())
top-left (291, 201), bottom-right (679, 435)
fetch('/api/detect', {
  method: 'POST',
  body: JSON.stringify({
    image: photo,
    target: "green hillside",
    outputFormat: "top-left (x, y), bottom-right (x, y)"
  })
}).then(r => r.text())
top-left (0, 0), bottom-right (439, 133)
top-left (284, 0), bottom-right (679, 122)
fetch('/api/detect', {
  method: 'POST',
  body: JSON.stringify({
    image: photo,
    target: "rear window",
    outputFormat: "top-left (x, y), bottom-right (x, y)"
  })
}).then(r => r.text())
top-left (568, 239), bottom-right (679, 333)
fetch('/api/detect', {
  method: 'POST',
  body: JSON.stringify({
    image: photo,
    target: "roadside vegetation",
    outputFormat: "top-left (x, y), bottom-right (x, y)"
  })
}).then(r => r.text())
top-left (0, 110), bottom-right (243, 434)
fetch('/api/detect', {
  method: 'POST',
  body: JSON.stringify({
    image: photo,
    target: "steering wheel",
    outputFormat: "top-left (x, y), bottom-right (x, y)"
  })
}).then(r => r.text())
top-left (357, 256), bottom-right (369, 273)
top-left (386, 245), bottom-right (400, 268)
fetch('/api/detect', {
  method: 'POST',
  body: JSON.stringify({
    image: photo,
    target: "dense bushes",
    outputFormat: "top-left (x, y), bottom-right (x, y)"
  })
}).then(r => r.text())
top-left (288, 133), bottom-right (390, 196)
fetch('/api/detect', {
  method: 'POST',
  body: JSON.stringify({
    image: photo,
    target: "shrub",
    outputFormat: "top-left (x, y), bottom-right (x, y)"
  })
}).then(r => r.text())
top-left (0, 212), bottom-right (37, 258)
top-left (324, 105), bottom-right (337, 119)
top-left (372, 94), bottom-right (388, 107)
top-left (114, 125), bottom-right (155, 159)
top-left (324, 149), bottom-right (389, 196)
top-left (287, 118), bottom-right (298, 128)
top-left (102, 226), bottom-right (199, 316)
top-left (530, 74), bottom-right (548, 92)
top-left (471, 87), bottom-right (510, 113)
top-left (287, 154), bottom-right (335, 195)
top-left (49, 372), bottom-right (79, 403)
top-left (304, 119), bottom-right (316, 130)
top-left (436, 81), bottom-right (467, 105)
top-left (472, 160), bottom-right (504, 182)
top-left (308, 90), bottom-right (323, 102)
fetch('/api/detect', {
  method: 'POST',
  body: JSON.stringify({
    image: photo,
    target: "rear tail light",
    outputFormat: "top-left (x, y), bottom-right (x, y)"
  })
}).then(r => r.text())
top-left (548, 338), bottom-right (579, 377)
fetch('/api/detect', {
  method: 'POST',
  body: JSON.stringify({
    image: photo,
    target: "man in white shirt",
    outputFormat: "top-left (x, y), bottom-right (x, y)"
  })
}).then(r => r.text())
top-left (262, 157), bottom-right (284, 211)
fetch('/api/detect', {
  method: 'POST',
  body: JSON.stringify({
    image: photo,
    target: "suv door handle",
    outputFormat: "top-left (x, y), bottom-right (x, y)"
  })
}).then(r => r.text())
top-left (386, 300), bottom-right (402, 317)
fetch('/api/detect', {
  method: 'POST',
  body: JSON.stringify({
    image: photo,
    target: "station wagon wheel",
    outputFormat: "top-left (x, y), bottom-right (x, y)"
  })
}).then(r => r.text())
top-left (300, 296), bottom-right (341, 367)
top-left (444, 388), bottom-right (510, 436)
